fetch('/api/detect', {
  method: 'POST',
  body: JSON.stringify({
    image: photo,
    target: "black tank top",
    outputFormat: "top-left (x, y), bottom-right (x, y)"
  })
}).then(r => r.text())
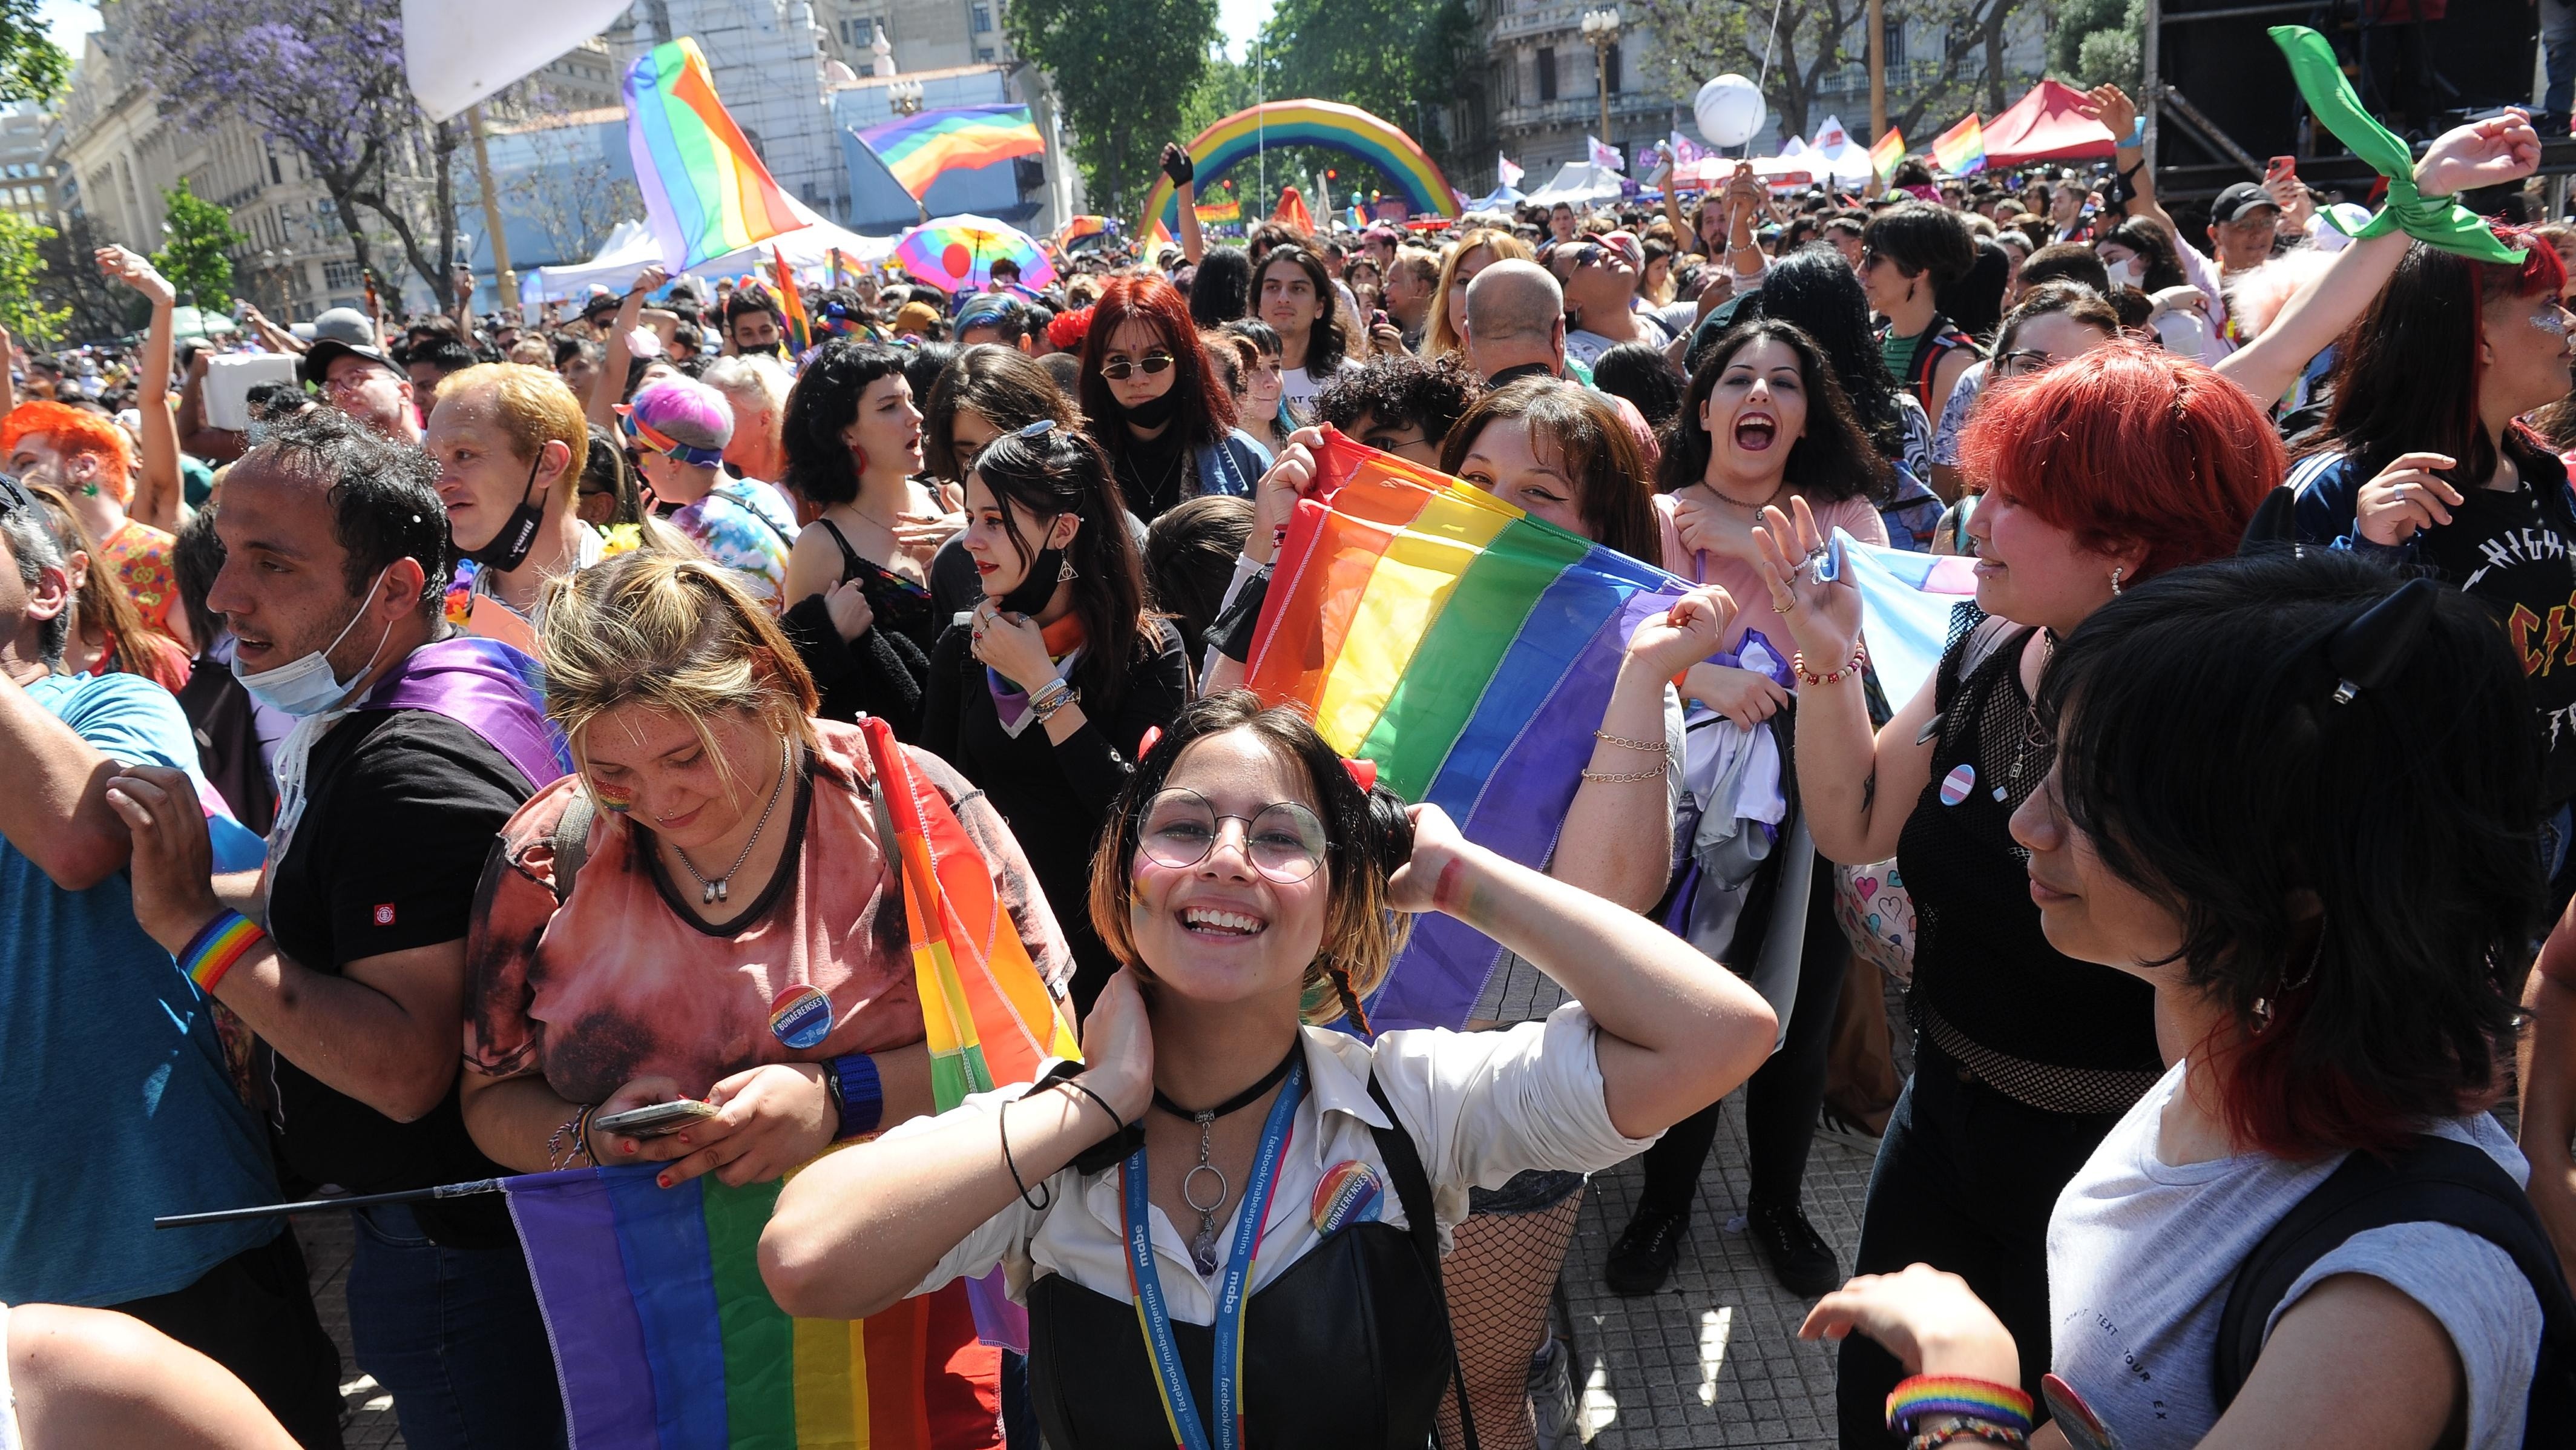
top-left (1895, 616), bottom-right (2161, 1080)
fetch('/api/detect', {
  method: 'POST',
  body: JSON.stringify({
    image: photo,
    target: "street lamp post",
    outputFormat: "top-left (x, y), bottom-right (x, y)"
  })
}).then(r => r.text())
top-left (1580, 7), bottom-right (1620, 155)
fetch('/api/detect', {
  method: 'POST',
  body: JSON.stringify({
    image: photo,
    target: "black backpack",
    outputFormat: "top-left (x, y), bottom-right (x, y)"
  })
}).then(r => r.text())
top-left (2214, 1134), bottom-right (2576, 1444)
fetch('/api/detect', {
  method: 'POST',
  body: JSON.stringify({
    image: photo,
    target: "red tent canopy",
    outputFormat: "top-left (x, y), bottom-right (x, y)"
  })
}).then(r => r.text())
top-left (1982, 79), bottom-right (2119, 167)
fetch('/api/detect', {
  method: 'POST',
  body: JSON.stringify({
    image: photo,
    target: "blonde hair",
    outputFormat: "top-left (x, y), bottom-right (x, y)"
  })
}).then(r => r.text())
top-left (700, 352), bottom-right (793, 416)
top-left (1423, 228), bottom-right (1536, 358)
top-left (438, 363), bottom-right (588, 506)
top-left (539, 551), bottom-right (820, 793)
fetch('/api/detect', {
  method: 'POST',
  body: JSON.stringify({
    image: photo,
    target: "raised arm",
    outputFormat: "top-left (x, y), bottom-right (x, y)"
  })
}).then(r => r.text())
top-left (99, 247), bottom-right (183, 532)
top-left (1162, 145), bottom-right (1205, 266)
top-left (2074, 86), bottom-right (2177, 239)
top-left (586, 264), bottom-right (667, 430)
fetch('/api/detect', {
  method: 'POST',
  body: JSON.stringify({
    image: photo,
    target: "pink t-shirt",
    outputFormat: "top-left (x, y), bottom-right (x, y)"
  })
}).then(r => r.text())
top-left (1655, 489), bottom-right (1890, 654)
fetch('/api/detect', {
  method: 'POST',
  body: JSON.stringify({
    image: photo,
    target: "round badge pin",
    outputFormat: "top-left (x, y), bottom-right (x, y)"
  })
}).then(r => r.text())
top-left (1310, 1159), bottom-right (1385, 1236)
top-left (769, 984), bottom-right (834, 1050)
top-left (1938, 762), bottom-right (1977, 806)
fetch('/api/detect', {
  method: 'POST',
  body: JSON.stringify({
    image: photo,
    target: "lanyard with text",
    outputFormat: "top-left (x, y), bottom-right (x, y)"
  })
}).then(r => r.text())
top-left (1121, 1057), bottom-right (1308, 1450)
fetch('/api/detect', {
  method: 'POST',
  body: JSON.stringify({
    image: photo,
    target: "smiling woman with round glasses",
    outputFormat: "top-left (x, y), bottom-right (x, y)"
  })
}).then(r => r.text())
top-left (758, 689), bottom-right (1778, 1450)
top-left (1077, 274), bottom-right (1267, 522)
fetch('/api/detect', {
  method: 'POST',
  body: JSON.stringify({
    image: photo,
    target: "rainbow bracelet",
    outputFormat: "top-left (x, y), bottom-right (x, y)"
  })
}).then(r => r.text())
top-left (179, 909), bottom-right (265, 993)
top-left (1887, 1376), bottom-right (2034, 1436)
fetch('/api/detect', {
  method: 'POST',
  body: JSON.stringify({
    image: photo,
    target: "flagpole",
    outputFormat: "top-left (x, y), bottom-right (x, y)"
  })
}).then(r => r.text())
top-left (156, 1178), bottom-right (508, 1229)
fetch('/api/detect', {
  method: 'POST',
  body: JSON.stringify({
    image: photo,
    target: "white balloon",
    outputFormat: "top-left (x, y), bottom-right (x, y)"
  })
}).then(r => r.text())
top-left (1695, 74), bottom-right (1766, 149)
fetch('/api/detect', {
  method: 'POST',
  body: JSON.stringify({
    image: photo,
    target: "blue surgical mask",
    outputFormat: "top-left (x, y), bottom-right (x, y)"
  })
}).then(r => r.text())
top-left (231, 567), bottom-right (397, 719)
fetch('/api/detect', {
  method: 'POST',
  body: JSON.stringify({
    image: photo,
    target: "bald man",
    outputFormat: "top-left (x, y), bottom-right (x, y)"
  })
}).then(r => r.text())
top-left (1462, 260), bottom-right (1569, 386)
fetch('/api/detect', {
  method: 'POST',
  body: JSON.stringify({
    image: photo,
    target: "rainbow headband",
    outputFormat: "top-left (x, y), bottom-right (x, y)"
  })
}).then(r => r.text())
top-left (621, 411), bottom-right (728, 469)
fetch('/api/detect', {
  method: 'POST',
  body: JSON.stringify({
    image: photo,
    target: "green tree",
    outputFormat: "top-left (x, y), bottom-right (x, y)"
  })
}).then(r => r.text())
top-left (153, 179), bottom-right (245, 310)
top-left (0, 211), bottom-right (68, 345)
top-left (0, 0), bottom-right (67, 100)
top-left (2049, 0), bottom-right (2145, 91)
top-left (1005, 0), bottom-right (1220, 220)
top-left (1257, 0), bottom-right (1474, 168)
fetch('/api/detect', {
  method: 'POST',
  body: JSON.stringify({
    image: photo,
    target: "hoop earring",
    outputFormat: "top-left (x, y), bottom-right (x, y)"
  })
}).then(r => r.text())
top-left (2109, 567), bottom-right (2124, 595)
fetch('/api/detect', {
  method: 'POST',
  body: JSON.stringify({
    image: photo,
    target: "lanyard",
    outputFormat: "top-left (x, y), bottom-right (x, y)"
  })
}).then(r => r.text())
top-left (1122, 1058), bottom-right (1307, 1450)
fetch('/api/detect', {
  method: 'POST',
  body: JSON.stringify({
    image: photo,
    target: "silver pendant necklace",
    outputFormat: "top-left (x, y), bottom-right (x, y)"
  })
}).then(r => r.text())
top-left (1151, 1045), bottom-right (1300, 1274)
top-left (672, 737), bottom-right (792, 906)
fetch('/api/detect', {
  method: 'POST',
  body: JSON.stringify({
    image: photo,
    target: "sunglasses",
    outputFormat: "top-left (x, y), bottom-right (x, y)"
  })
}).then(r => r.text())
top-left (1099, 352), bottom-right (1175, 381)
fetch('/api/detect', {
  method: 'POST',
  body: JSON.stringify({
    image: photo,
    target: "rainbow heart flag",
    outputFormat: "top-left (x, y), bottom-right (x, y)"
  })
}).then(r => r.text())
top-left (623, 38), bottom-right (804, 269)
top-left (1246, 432), bottom-right (1692, 1030)
top-left (1931, 113), bottom-right (1986, 176)
top-left (504, 1166), bottom-right (993, 1449)
top-left (1868, 126), bottom-right (1907, 185)
top-left (856, 105), bottom-right (1045, 202)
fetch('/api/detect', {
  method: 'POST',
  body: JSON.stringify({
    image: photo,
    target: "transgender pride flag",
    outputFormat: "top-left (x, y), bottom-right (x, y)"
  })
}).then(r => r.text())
top-left (1821, 530), bottom-right (1982, 705)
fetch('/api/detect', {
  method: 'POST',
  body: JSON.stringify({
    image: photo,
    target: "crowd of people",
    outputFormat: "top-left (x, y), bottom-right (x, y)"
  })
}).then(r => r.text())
top-left (4, 74), bottom-right (2575, 1450)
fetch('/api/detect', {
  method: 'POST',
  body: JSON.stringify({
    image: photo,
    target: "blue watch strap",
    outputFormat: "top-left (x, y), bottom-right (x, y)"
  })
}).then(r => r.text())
top-left (829, 1053), bottom-right (884, 1139)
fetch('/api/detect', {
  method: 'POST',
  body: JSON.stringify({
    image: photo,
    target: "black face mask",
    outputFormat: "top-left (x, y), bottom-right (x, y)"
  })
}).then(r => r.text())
top-left (462, 448), bottom-right (547, 571)
top-left (996, 542), bottom-right (1066, 617)
top-left (1112, 386), bottom-right (1181, 430)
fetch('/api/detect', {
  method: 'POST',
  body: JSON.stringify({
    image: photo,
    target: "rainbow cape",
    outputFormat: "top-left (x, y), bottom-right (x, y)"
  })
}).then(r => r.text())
top-left (499, 718), bottom-right (1080, 1443)
top-left (1931, 113), bottom-right (1985, 176)
top-left (1246, 432), bottom-right (1692, 1030)
top-left (856, 105), bottom-right (1044, 202)
top-left (623, 39), bottom-right (803, 269)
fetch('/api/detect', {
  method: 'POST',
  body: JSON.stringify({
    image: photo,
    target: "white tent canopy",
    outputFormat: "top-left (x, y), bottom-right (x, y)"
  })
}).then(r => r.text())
top-left (1523, 162), bottom-right (1626, 207)
top-left (522, 217), bottom-right (902, 305)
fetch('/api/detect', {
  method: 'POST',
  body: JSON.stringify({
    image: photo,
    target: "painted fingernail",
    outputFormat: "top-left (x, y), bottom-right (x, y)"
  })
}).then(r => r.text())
top-left (676, 1135), bottom-right (689, 1146)
top-left (657, 1174), bottom-right (671, 1188)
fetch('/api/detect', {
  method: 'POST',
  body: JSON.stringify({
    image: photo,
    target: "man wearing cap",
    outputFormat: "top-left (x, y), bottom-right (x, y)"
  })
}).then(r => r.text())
top-left (892, 299), bottom-right (945, 340)
top-left (0, 471), bottom-right (346, 1445)
top-left (2204, 179), bottom-right (2284, 275)
top-left (300, 318), bottom-right (424, 445)
top-left (622, 375), bottom-right (797, 606)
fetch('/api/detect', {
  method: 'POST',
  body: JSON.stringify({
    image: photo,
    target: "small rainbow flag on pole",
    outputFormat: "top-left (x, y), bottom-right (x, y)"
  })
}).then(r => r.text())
top-left (856, 105), bottom-right (1045, 202)
top-left (1868, 126), bottom-right (1907, 186)
top-left (623, 38), bottom-right (804, 270)
top-left (770, 245), bottom-right (812, 355)
top-left (1931, 113), bottom-right (1986, 175)
top-left (1246, 432), bottom-right (1693, 1030)
top-left (1194, 197), bottom-right (1242, 224)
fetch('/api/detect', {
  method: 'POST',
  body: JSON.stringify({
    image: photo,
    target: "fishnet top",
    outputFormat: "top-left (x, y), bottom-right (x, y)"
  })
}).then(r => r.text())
top-left (1895, 612), bottom-right (2163, 1114)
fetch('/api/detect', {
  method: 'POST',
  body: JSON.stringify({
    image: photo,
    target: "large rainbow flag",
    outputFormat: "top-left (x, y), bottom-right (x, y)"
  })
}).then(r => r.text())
top-left (1246, 432), bottom-right (1692, 1030)
top-left (1868, 126), bottom-right (1907, 185)
top-left (1931, 113), bottom-right (1987, 176)
top-left (856, 105), bottom-right (1045, 202)
top-left (623, 39), bottom-right (804, 270)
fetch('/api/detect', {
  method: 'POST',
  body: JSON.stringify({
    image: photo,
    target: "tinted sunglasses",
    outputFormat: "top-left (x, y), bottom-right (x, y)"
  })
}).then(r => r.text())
top-left (1099, 351), bottom-right (1175, 381)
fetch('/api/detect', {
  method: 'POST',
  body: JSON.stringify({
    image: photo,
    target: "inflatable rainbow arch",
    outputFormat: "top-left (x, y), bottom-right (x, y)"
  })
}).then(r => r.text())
top-left (1141, 99), bottom-right (1460, 231)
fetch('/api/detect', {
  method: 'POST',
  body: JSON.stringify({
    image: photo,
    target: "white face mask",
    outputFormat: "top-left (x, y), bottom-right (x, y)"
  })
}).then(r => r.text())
top-left (2105, 255), bottom-right (2146, 291)
top-left (231, 566), bottom-right (396, 719)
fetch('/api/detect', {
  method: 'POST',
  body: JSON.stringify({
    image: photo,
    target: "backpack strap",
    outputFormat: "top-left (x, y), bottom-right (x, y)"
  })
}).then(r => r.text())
top-left (1364, 1070), bottom-right (1479, 1450)
top-left (548, 791), bottom-right (596, 905)
top-left (2213, 1134), bottom-right (2576, 1430)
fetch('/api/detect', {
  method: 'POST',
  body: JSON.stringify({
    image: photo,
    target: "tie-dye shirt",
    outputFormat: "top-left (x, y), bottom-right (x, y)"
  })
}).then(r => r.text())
top-left (663, 477), bottom-right (796, 608)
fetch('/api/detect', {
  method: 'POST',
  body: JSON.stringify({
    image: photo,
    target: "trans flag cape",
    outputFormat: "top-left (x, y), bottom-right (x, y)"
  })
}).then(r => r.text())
top-left (1245, 431), bottom-right (1693, 1030)
top-left (501, 718), bottom-right (1080, 1444)
top-left (623, 39), bottom-right (803, 269)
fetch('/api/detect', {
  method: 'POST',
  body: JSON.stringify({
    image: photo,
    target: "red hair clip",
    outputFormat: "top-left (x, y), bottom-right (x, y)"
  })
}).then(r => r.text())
top-left (1342, 757), bottom-right (1377, 793)
top-left (1137, 725), bottom-right (1163, 759)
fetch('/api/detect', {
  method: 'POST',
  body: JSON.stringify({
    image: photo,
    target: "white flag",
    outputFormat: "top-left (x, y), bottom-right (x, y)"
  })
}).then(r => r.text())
top-left (404, 0), bottom-right (634, 121)
top-left (1588, 135), bottom-right (1626, 173)
top-left (1499, 154), bottom-right (1525, 188)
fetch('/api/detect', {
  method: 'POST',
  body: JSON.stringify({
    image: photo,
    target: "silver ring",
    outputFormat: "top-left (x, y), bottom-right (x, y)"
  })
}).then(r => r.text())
top-left (1182, 1162), bottom-right (1229, 1213)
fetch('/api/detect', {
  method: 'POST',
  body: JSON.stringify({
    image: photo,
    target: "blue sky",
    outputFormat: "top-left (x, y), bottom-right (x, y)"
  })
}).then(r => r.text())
top-left (41, 1), bottom-right (100, 58)
top-left (1217, 0), bottom-right (1273, 61)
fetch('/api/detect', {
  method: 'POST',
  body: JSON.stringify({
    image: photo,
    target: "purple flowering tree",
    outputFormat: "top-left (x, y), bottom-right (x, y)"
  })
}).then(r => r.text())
top-left (124, 0), bottom-right (463, 317)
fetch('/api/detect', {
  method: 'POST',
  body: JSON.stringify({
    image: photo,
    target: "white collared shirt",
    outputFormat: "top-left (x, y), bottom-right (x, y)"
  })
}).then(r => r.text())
top-left (896, 1004), bottom-right (1657, 1325)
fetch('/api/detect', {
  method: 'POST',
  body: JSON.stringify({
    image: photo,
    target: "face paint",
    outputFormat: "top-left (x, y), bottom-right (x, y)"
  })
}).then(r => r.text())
top-left (590, 782), bottom-right (636, 813)
top-left (2535, 305), bottom-right (2571, 338)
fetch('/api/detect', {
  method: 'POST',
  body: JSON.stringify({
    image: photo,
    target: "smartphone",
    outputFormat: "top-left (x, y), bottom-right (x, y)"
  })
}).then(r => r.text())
top-left (1372, 309), bottom-right (1392, 329)
top-left (594, 1099), bottom-right (719, 1139)
top-left (2266, 154), bottom-right (2296, 183)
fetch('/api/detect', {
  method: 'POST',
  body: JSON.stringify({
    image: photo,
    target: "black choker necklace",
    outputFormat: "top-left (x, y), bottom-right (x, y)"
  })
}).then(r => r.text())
top-left (1154, 1042), bottom-right (1302, 1273)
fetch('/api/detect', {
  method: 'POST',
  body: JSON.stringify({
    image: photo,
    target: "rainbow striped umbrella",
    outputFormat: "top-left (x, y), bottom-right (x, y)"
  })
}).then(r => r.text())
top-left (892, 214), bottom-right (1056, 292)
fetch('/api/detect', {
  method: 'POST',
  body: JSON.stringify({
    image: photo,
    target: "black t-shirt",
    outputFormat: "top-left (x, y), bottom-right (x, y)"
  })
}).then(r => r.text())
top-left (261, 708), bottom-right (535, 1247)
top-left (2418, 449), bottom-right (2576, 809)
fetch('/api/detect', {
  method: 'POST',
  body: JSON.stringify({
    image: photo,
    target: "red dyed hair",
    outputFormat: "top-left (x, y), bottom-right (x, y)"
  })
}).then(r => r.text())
top-left (1960, 341), bottom-right (2280, 580)
top-left (1, 400), bottom-right (136, 506)
top-left (1079, 275), bottom-right (1238, 452)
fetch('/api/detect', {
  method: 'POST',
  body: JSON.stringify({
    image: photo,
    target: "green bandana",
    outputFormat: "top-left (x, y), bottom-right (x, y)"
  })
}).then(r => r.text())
top-left (2267, 25), bottom-right (2526, 265)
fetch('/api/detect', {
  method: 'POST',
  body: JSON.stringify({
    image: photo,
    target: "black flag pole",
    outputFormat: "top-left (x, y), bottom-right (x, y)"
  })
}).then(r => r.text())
top-left (155, 1178), bottom-right (507, 1230)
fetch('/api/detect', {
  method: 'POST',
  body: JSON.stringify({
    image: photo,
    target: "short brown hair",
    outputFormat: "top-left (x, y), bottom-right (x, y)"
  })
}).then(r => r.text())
top-left (1439, 378), bottom-right (1660, 567)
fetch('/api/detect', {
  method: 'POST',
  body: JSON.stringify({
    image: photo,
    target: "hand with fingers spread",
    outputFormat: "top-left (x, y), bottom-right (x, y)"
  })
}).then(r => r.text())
top-left (2075, 83), bottom-right (2138, 145)
top-left (2353, 452), bottom-right (2463, 545)
top-left (1796, 1262), bottom-right (2022, 1383)
top-left (1750, 494), bottom-right (1863, 664)
top-left (894, 510), bottom-right (964, 561)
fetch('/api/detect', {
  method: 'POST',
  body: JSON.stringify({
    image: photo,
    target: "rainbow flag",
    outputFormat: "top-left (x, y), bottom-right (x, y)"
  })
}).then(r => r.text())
top-left (623, 38), bottom-right (804, 270)
top-left (1246, 432), bottom-right (1692, 1030)
top-left (1869, 126), bottom-right (1907, 185)
top-left (770, 245), bottom-right (812, 355)
top-left (1194, 197), bottom-right (1241, 224)
top-left (503, 1166), bottom-right (993, 1449)
top-left (1931, 113), bottom-right (1986, 175)
top-left (856, 105), bottom-right (1045, 202)
top-left (1818, 530), bottom-right (1981, 705)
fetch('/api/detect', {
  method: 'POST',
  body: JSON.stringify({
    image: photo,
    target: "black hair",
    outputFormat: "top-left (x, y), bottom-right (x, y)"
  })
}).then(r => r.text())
top-left (958, 297), bottom-right (1040, 344)
top-left (902, 342), bottom-right (959, 417)
top-left (1143, 492), bottom-right (1254, 653)
top-left (172, 504), bottom-right (228, 652)
top-left (1250, 246), bottom-right (1347, 378)
top-left (2036, 549), bottom-right (2537, 1155)
top-left (2097, 217), bottom-right (2188, 293)
top-left (1189, 246), bottom-right (1253, 328)
top-left (923, 345), bottom-right (1083, 483)
top-left (965, 424), bottom-right (1153, 715)
top-left (1726, 246), bottom-right (1912, 461)
top-left (724, 283), bottom-right (785, 329)
top-left (1944, 238), bottom-right (2012, 340)
top-left (2017, 242), bottom-right (2112, 296)
top-left (582, 422), bottom-right (646, 527)
top-left (1586, 342), bottom-right (1684, 432)
top-left (1222, 317), bottom-right (1281, 357)
top-left (1890, 158), bottom-right (1936, 188)
top-left (412, 336), bottom-right (475, 377)
top-left (253, 406), bottom-right (452, 616)
top-left (1657, 318), bottom-right (1893, 504)
top-left (1311, 351), bottom-right (1483, 442)
top-left (243, 381), bottom-right (306, 426)
top-left (780, 340), bottom-right (916, 507)
top-left (554, 335), bottom-right (599, 370)
top-left (1860, 202), bottom-right (1977, 288)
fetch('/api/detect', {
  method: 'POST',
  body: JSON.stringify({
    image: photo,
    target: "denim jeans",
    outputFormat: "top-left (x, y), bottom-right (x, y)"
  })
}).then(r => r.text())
top-left (347, 1203), bottom-right (567, 1450)
top-left (2547, 0), bottom-right (2576, 117)
top-left (1833, 1041), bottom-right (2131, 1448)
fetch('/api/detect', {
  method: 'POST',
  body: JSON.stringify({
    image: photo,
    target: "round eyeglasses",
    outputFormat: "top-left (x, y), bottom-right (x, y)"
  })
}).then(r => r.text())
top-left (1135, 788), bottom-right (1329, 883)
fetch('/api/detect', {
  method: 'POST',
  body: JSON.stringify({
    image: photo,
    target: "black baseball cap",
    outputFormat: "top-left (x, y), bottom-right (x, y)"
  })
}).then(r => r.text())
top-left (2211, 181), bottom-right (2282, 225)
top-left (299, 337), bottom-right (402, 390)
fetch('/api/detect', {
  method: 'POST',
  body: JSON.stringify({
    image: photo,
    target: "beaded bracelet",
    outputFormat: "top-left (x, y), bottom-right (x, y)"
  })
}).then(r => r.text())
top-left (179, 909), bottom-right (265, 993)
top-left (1792, 646), bottom-right (1868, 688)
top-left (1887, 1376), bottom-right (2034, 1437)
top-left (1907, 1420), bottom-right (2029, 1450)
